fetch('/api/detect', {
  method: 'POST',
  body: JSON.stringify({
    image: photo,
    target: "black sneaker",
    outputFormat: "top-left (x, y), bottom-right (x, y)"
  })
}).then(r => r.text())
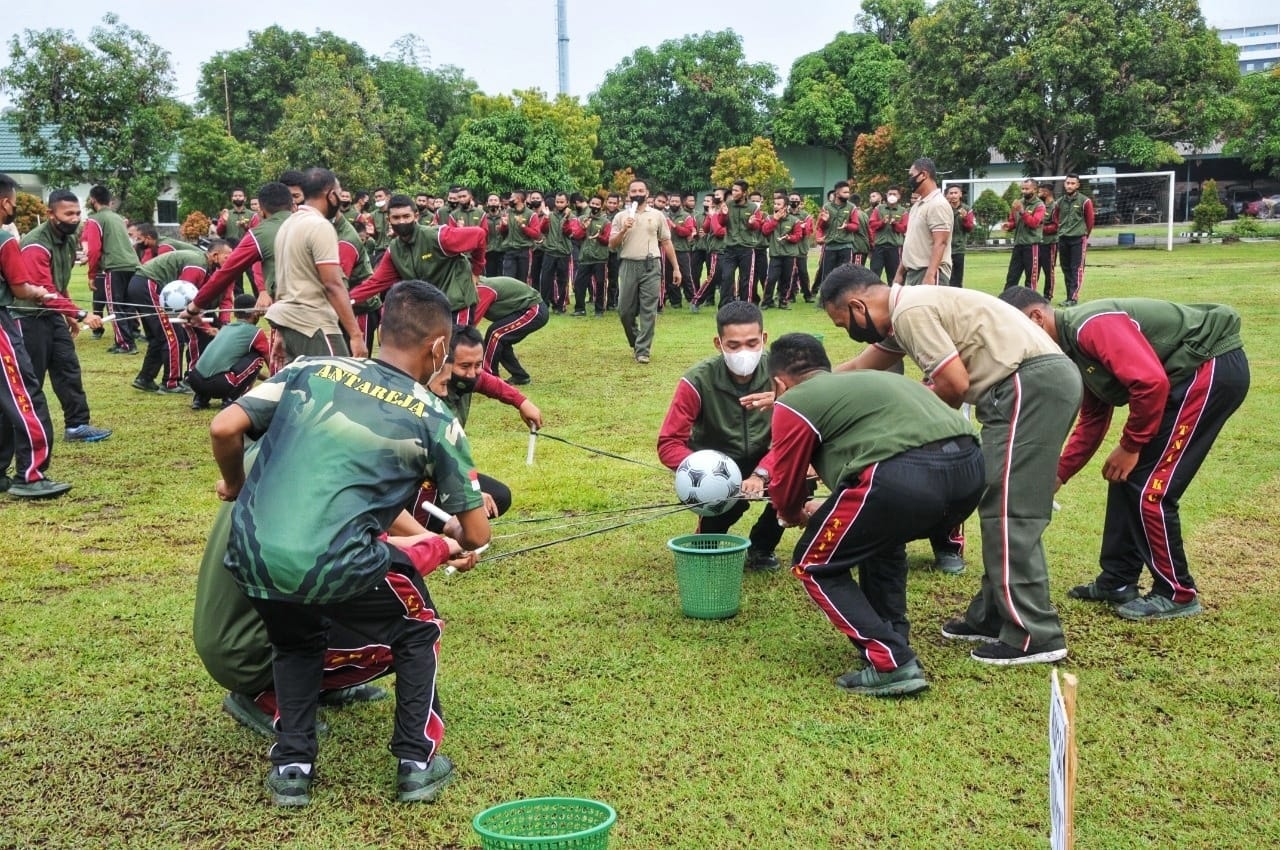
top-left (508, 375), bottom-right (531, 386)
top-left (572, 310), bottom-right (586, 316)
top-left (264, 765), bottom-right (313, 807)
top-left (0, 475), bottom-right (10, 493)
top-left (319, 684), bottom-right (388, 707)
top-left (157, 383), bottom-right (192, 395)
top-left (191, 396), bottom-right (210, 410)
top-left (940, 619), bottom-right (1000, 644)
top-left (397, 754), bottom-right (455, 803)
top-left (132, 378), bottom-right (160, 393)
top-left (7, 478), bottom-right (72, 499)
top-left (1068, 580), bottom-right (1139, 604)
top-left (91, 329), bottom-right (104, 340)
top-left (744, 548), bottom-right (780, 572)
top-left (970, 641), bottom-right (1067, 666)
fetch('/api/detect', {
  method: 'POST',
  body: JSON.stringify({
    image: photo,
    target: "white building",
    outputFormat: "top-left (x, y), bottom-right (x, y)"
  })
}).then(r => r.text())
top-left (1216, 22), bottom-right (1280, 75)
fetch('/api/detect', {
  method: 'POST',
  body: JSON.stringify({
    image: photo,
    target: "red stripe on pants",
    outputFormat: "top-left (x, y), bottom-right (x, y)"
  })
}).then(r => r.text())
top-left (483, 304), bottom-right (541, 374)
top-left (0, 321), bottom-right (50, 482)
top-left (385, 571), bottom-right (446, 758)
top-left (792, 467), bottom-right (903, 672)
top-left (1139, 358), bottom-right (1214, 603)
top-left (996, 372), bottom-right (1032, 647)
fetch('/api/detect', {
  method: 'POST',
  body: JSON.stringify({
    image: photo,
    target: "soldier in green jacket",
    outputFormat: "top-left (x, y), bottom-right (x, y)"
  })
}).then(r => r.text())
top-left (1001, 289), bottom-right (1249, 621)
top-left (18, 190), bottom-right (111, 443)
top-left (538, 192), bottom-right (574, 313)
top-left (658, 301), bottom-right (784, 570)
top-left (1004, 179), bottom-right (1046, 289)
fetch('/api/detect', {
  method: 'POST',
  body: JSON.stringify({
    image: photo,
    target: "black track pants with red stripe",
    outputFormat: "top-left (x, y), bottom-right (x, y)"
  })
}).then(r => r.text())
top-left (249, 552), bottom-right (446, 765)
top-left (0, 308), bottom-right (54, 483)
top-left (1095, 348), bottom-right (1249, 603)
top-left (967, 355), bottom-right (1080, 652)
top-left (792, 438), bottom-right (985, 673)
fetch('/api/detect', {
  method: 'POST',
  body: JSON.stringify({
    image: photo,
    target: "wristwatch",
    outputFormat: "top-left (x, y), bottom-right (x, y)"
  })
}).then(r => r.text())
top-left (75, 310), bottom-right (87, 321)
top-left (752, 467), bottom-right (770, 485)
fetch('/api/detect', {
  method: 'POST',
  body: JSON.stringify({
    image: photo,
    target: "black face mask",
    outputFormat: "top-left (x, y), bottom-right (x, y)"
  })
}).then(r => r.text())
top-left (417, 204), bottom-right (430, 214)
top-left (528, 200), bottom-right (542, 209)
top-left (449, 373), bottom-right (477, 394)
top-left (846, 303), bottom-right (885, 344)
top-left (629, 195), bottom-right (645, 205)
top-left (232, 199), bottom-right (245, 208)
top-left (392, 222), bottom-right (417, 239)
top-left (54, 220), bottom-right (79, 236)
top-left (449, 201), bottom-right (460, 210)
top-left (339, 201), bottom-right (351, 210)
top-left (910, 172), bottom-right (927, 192)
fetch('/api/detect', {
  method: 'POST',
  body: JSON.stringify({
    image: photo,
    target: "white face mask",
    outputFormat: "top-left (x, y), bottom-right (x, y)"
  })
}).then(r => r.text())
top-left (722, 348), bottom-right (762, 377)
top-left (886, 195), bottom-right (899, 205)
top-left (426, 338), bottom-right (447, 386)
top-left (375, 199), bottom-right (387, 209)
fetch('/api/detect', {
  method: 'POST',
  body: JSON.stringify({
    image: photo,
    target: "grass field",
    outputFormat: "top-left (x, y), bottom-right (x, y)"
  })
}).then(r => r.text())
top-left (2, 242), bottom-right (1278, 849)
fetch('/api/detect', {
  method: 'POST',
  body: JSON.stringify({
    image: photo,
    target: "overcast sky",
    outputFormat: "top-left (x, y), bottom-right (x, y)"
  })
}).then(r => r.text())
top-left (2, 0), bottom-right (1264, 109)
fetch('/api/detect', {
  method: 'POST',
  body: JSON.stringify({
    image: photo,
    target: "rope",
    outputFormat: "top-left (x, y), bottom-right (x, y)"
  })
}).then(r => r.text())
top-left (482, 505), bottom-right (689, 562)
top-left (533, 431), bottom-right (672, 473)
top-left (492, 501), bottom-right (689, 526)
top-left (488, 501), bottom-right (685, 541)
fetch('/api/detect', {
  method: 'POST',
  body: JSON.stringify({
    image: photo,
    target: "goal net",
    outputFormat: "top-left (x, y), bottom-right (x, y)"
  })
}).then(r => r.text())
top-left (942, 171), bottom-right (1176, 251)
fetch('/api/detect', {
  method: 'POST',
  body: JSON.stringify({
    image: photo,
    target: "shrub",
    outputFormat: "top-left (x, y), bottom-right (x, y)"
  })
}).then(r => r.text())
top-left (1193, 179), bottom-right (1226, 235)
top-left (14, 191), bottom-right (44, 235)
top-left (181, 211), bottom-right (211, 243)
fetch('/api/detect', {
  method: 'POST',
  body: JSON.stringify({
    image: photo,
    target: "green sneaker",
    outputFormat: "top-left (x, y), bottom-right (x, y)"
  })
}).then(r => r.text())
top-left (397, 754), bottom-right (455, 803)
top-left (1115, 593), bottom-right (1203, 621)
top-left (223, 693), bottom-right (329, 738)
top-left (835, 659), bottom-right (928, 697)
top-left (264, 765), bottom-right (313, 807)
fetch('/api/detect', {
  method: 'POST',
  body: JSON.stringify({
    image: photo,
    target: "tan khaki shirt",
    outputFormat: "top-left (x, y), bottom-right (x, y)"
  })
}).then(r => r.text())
top-left (266, 206), bottom-right (342, 336)
top-left (877, 284), bottom-right (1061, 403)
top-left (611, 208), bottom-right (671, 260)
top-left (900, 189), bottom-right (952, 276)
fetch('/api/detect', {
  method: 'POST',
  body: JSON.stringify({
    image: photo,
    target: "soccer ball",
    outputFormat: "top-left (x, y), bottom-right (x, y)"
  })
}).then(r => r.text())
top-left (159, 280), bottom-right (198, 313)
top-left (674, 449), bottom-right (743, 517)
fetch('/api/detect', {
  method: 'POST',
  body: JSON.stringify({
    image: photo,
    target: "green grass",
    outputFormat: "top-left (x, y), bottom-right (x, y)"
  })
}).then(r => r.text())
top-left (2, 242), bottom-right (1279, 849)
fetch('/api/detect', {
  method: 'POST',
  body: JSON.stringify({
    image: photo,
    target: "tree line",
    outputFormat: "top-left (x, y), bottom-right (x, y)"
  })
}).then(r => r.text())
top-left (3, 2), bottom-right (1276, 224)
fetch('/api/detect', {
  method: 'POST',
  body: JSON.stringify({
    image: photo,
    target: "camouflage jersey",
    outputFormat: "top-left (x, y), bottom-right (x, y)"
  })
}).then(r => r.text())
top-left (224, 355), bottom-right (484, 604)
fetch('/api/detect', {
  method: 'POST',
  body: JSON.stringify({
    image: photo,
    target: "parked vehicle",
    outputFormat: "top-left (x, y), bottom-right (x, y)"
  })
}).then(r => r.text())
top-left (1244, 194), bottom-right (1280, 218)
top-left (1225, 188), bottom-right (1263, 218)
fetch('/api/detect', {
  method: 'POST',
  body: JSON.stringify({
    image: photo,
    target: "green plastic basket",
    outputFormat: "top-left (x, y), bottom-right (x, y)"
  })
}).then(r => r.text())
top-left (668, 534), bottom-right (749, 619)
top-left (473, 797), bottom-right (617, 850)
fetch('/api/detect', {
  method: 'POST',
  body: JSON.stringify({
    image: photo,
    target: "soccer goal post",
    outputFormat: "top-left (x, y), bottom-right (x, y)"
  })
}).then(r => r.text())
top-left (943, 171), bottom-right (1176, 251)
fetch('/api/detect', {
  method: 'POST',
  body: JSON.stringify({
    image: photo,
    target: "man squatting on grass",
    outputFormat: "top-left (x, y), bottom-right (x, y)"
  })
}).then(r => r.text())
top-left (210, 280), bottom-right (490, 807)
top-left (765, 333), bottom-right (984, 696)
top-left (658, 301), bottom-right (784, 571)
top-left (1000, 289), bottom-right (1249, 621)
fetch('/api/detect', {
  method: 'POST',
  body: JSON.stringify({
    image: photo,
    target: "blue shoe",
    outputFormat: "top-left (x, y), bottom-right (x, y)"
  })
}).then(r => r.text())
top-left (65, 424), bottom-right (112, 443)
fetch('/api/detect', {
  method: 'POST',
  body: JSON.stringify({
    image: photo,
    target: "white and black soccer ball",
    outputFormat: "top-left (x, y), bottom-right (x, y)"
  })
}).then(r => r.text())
top-left (674, 449), bottom-right (743, 517)
top-left (159, 280), bottom-right (198, 314)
